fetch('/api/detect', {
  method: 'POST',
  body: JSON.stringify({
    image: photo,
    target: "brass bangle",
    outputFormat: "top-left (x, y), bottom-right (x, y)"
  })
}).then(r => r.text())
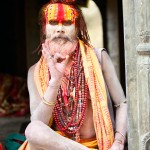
top-left (42, 97), bottom-right (55, 106)
top-left (114, 99), bottom-right (127, 108)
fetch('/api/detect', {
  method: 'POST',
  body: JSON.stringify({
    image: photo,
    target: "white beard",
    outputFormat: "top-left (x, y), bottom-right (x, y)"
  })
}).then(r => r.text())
top-left (46, 38), bottom-right (78, 57)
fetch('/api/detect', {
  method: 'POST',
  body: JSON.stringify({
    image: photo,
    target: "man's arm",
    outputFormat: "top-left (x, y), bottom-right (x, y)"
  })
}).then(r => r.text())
top-left (27, 41), bottom-right (74, 125)
top-left (27, 65), bottom-right (61, 125)
top-left (101, 50), bottom-right (127, 147)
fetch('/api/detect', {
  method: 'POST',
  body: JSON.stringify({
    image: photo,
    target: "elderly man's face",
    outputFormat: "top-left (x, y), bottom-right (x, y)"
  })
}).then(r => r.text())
top-left (45, 19), bottom-right (77, 43)
top-left (43, 3), bottom-right (79, 56)
top-left (44, 3), bottom-right (78, 44)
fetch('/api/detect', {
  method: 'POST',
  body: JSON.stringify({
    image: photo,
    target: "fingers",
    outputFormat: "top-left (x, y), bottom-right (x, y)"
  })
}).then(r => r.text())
top-left (42, 39), bottom-right (77, 63)
top-left (53, 53), bottom-right (61, 63)
top-left (62, 55), bottom-right (69, 65)
top-left (60, 41), bottom-right (77, 56)
top-left (43, 40), bottom-right (55, 56)
top-left (53, 53), bottom-right (69, 64)
top-left (42, 45), bottom-right (54, 63)
top-left (42, 49), bottom-right (69, 65)
top-left (42, 47), bottom-right (49, 58)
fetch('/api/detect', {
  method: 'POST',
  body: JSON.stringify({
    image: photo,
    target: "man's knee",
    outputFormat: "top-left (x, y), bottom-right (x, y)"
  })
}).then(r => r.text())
top-left (25, 120), bottom-right (44, 143)
top-left (25, 121), bottom-right (70, 150)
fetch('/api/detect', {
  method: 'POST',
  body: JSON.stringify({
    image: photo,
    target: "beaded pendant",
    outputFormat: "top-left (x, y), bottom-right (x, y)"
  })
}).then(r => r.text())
top-left (53, 45), bottom-right (89, 142)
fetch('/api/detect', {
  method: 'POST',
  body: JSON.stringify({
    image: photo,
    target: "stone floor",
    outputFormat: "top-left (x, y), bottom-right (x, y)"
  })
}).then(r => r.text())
top-left (0, 115), bottom-right (30, 149)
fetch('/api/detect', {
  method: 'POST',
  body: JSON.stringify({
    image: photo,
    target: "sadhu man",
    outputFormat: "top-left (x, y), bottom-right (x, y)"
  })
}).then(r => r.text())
top-left (19, 0), bottom-right (127, 149)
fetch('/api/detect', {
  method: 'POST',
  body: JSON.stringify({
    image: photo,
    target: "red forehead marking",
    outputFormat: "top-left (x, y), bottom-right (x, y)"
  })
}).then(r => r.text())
top-left (57, 3), bottom-right (65, 22)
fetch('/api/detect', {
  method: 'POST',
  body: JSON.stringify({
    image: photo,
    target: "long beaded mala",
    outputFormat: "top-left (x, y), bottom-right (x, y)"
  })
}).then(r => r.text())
top-left (53, 45), bottom-right (89, 142)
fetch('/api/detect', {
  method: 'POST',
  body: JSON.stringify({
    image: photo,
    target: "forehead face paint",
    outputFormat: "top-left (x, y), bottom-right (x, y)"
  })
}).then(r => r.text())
top-left (45, 3), bottom-right (79, 24)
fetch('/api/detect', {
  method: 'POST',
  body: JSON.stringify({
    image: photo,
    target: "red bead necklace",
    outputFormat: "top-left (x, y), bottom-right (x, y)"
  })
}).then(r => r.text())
top-left (53, 45), bottom-right (88, 141)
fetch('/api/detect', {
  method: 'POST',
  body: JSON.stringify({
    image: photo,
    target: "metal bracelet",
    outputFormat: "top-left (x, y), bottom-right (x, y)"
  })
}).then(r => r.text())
top-left (42, 97), bottom-right (55, 106)
top-left (114, 99), bottom-right (127, 107)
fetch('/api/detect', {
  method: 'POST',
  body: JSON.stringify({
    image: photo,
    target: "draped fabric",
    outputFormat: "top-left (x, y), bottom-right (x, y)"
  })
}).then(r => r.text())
top-left (56, 131), bottom-right (98, 149)
top-left (79, 40), bottom-right (114, 149)
top-left (19, 40), bottom-right (114, 150)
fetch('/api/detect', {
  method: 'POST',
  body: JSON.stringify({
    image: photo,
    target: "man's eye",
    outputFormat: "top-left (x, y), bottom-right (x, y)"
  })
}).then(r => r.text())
top-left (62, 20), bottom-right (73, 26)
top-left (49, 20), bottom-right (58, 25)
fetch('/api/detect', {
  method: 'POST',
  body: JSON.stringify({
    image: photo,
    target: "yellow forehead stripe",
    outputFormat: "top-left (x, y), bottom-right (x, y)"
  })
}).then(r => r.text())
top-left (48, 4), bottom-right (58, 21)
top-left (63, 5), bottom-right (74, 21)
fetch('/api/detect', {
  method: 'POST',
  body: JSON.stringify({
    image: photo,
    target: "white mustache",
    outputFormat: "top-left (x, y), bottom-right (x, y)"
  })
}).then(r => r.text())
top-left (52, 35), bottom-right (71, 42)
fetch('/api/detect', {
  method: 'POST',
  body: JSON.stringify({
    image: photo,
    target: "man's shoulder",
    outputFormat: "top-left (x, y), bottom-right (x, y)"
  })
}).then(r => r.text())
top-left (28, 64), bottom-right (37, 77)
top-left (28, 64), bottom-right (36, 72)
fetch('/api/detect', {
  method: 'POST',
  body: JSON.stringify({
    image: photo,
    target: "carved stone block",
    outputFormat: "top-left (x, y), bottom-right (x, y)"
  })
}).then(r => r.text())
top-left (141, 132), bottom-right (150, 150)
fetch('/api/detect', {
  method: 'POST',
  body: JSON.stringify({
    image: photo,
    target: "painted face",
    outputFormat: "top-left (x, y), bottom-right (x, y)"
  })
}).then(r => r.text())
top-left (44, 3), bottom-right (79, 42)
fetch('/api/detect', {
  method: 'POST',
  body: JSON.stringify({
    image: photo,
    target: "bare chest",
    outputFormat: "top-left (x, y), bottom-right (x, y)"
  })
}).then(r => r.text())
top-left (79, 99), bottom-right (96, 139)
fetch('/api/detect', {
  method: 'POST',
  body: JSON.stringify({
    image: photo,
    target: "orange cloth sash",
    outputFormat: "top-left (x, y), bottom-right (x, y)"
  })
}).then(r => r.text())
top-left (56, 131), bottom-right (98, 149)
top-left (19, 40), bottom-right (114, 150)
top-left (79, 40), bottom-right (114, 149)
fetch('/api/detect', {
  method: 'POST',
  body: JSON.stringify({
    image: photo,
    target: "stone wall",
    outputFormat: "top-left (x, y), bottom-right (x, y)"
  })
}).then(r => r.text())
top-left (123, 0), bottom-right (150, 149)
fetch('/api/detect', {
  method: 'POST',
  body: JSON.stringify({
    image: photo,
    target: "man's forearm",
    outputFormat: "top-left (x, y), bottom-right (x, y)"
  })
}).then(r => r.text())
top-left (31, 80), bottom-right (61, 124)
top-left (114, 103), bottom-right (127, 144)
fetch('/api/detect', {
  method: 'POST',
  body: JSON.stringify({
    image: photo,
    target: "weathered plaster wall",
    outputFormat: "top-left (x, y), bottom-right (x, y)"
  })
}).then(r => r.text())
top-left (123, 0), bottom-right (150, 149)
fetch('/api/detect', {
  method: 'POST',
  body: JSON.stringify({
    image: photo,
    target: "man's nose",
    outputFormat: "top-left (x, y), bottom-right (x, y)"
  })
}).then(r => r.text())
top-left (56, 23), bottom-right (65, 33)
